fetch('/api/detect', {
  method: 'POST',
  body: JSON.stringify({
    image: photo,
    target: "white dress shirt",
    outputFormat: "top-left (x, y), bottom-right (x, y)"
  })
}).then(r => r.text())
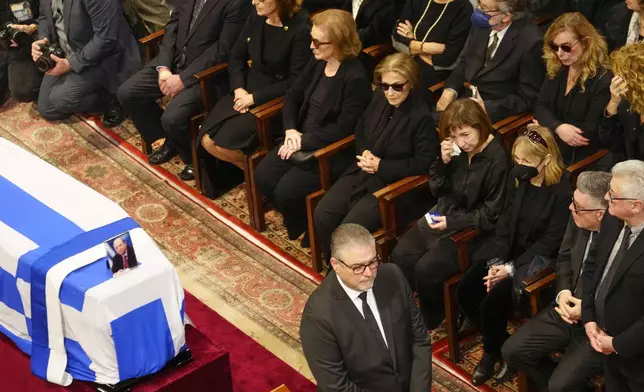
top-left (352, 0), bottom-right (363, 19)
top-left (487, 22), bottom-right (511, 60)
top-left (337, 275), bottom-right (388, 347)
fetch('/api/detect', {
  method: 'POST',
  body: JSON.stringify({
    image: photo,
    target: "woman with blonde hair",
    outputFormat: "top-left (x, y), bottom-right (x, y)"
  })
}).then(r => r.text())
top-left (314, 52), bottom-right (438, 259)
top-left (254, 9), bottom-right (372, 245)
top-left (599, 41), bottom-right (644, 163)
top-left (534, 12), bottom-right (612, 166)
top-left (456, 125), bottom-right (571, 385)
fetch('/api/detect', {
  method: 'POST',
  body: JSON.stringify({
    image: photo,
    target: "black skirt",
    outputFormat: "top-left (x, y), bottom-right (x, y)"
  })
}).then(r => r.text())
top-left (199, 94), bottom-right (259, 152)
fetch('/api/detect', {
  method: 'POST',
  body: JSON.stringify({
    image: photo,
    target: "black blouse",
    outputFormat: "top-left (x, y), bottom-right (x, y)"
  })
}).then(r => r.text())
top-left (397, 0), bottom-right (472, 69)
top-left (429, 135), bottom-right (510, 232)
top-left (301, 75), bottom-right (332, 133)
top-left (599, 101), bottom-right (644, 163)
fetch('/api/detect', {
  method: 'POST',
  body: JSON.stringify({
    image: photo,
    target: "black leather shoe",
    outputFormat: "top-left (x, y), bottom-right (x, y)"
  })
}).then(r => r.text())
top-left (102, 95), bottom-right (125, 128)
top-left (178, 164), bottom-right (195, 181)
top-left (148, 143), bottom-right (177, 165)
top-left (457, 315), bottom-right (476, 337)
top-left (493, 360), bottom-right (512, 384)
top-left (472, 354), bottom-right (497, 386)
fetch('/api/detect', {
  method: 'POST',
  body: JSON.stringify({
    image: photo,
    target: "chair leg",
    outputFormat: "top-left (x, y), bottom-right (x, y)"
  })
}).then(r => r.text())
top-left (190, 114), bottom-right (204, 193)
top-left (245, 151), bottom-right (267, 232)
top-left (517, 371), bottom-right (535, 392)
top-left (306, 190), bottom-right (325, 273)
top-left (444, 274), bottom-right (462, 363)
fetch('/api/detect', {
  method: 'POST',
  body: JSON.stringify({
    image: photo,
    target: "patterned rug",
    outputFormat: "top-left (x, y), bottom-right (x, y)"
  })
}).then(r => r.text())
top-left (0, 99), bottom-right (498, 392)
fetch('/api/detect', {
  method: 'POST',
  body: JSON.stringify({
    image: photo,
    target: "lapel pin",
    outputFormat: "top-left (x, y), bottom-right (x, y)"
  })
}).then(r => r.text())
top-left (247, 37), bottom-right (251, 42)
top-left (284, 25), bottom-right (288, 31)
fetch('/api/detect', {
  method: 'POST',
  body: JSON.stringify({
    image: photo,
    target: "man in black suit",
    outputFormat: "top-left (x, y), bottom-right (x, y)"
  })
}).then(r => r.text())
top-left (110, 237), bottom-right (138, 273)
top-left (502, 171), bottom-right (612, 392)
top-left (435, 0), bottom-right (544, 123)
top-left (31, 0), bottom-right (140, 125)
top-left (581, 160), bottom-right (644, 392)
top-left (340, 0), bottom-right (397, 48)
top-left (300, 223), bottom-right (431, 392)
top-left (117, 0), bottom-right (250, 180)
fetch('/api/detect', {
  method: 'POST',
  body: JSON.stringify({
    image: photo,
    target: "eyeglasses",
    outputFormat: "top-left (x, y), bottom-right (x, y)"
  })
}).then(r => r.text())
top-left (571, 197), bottom-right (604, 213)
top-left (478, 5), bottom-right (501, 15)
top-left (548, 40), bottom-right (580, 53)
top-left (608, 191), bottom-right (639, 204)
top-left (377, 81), bottom-right (408, 92)
top-left (311, 38), bottom-right (332, 49)
top-left (336, 255), bottom-right (381, 275)
top-left (521, 129), bottom-right (548, 149)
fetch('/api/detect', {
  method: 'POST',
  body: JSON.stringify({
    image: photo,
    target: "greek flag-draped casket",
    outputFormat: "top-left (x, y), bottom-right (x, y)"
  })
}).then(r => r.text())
top-left (0, 138), bottom-right (187, 386)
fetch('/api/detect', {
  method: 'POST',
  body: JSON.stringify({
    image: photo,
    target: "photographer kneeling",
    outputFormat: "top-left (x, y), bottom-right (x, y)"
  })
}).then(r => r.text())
top-left (0, 0), bottom-right (42, 103)
top-left (30, 0), bottom-right (140, 124)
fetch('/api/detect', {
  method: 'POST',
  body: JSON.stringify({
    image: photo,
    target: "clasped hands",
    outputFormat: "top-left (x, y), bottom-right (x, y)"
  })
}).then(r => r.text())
top-left (31, 38), bottom-right (71, 77)
top-left (278, 129), bottom-right (302, 160)
top-left (157, 68), bottom-right (185, 98)
top-left (585, 321), bottom-right (616, 355)
top-left (233, 88), bottom-right (254, 113)
top-left (554, 289), bottom-right (582, 324)
top-left (483, 264), bottom-right (510, 292)
top-left (356, 149), bottom-right (381, 174)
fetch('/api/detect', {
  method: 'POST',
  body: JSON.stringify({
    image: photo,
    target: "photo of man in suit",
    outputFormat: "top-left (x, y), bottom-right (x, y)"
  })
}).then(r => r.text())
top-left (502, 171), bottom-right (612, 392)
top-left (107, 235), bottom-right (139, 274)
top-left (581, 160), bottom-right (644, 392)
top-left (300, 223), bottom-right (431, 392)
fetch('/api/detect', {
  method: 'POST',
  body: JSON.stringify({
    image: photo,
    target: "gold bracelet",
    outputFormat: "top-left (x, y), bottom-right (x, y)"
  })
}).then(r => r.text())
top-left (420, 42), bottom-right (426, 54)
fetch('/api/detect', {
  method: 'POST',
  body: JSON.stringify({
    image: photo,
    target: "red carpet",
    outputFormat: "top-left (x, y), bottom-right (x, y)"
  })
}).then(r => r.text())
top-left (0, 291), bottom-right (315, 392)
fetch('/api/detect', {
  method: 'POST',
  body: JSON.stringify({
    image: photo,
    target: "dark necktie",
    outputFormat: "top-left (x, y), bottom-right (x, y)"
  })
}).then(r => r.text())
top-left (189, 0), bottom-right (208, 32)
top-left (595, 226), bottom-right (632, 328)
top-left (574, 232), bottom-right (594, 297)
top-left (123, 253), bottom-right (129, 269)
top-left (485, 32), bottom-right (499, 66)
top-left (358, 292), bottom-right (387, 349)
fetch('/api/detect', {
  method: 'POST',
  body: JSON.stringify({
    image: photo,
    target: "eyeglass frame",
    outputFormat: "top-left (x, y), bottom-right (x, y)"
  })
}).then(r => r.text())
top-left (608, 190), bottom-right (640, 204)
top-left (334, 254), bottom-right (382, 275)
top-left (571, 197), bottom-right (604, 213)
top-left (477, 4), bottom-right (502, 15)
top-left (376, 80), bottom-right (408, 92)
top-left (548, 39), bottom-right (581, 53)
top-left (311, 37), bottom-right (332, 49)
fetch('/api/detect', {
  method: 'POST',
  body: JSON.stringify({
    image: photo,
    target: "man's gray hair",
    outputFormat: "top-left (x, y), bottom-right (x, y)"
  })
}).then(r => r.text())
top-left (498, 0), bottom-right (527, 20)
top-left (330, 223), bottom-right (375, 260)
top-left (611, 160), bottom-right (644, 201)
top-left (576, 171), bottom-right (612, 209)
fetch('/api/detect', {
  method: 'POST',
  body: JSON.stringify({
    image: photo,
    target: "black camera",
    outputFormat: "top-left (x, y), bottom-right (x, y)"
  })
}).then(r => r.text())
top-left (0, 22), bottom-right (33, 51)
top-left (36, 43), bottom-right (65, 72)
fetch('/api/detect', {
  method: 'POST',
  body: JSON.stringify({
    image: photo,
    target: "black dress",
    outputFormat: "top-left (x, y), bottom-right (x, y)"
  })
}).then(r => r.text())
top-left (395, 0), bottom-right (472, 88)
top-left (534, 67), bottom-right (612, 165)
top-left (199, 12), bottom-right (311, 152)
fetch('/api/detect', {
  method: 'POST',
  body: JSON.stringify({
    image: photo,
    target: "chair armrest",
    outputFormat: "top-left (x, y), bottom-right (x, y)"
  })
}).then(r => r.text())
top-left (566, 149), bottom-right (609, 185)
top-left (194, 62), bottom-right (229, 82)
top-left (428, 81), bottom-right (445, 93)
top-left (496, 113), bottom-right (534, 149)
top-left (362, 44), bottom-right (394, 60)
top-left (373, 175), bottom-right (430, 234)
top-left (523, 270), bottom-right (556, 296)
top-left (451, 227), bottom-right (481, 243)
top-left (251, 97), bottom-right (284, 150)
top-left (312, 135), bottom-right (356, 190)
top-left (451, 227), bottom-right (481, 272)
top-left (139, 29), bottom-right (165, 45)
top-left (194, 63), bottom-right (229, 112)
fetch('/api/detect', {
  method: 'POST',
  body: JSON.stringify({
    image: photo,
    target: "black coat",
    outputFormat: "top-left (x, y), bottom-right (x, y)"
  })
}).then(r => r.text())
top-left (534, 67), bottom-right (612, 165)
top-left (582, 213), bottom-right (644, 362)
top-left (300, 264), bottom-right (431, 392)
top-left (340, 0), bottom-right (396, 48)
top-left (282, 57), bottom-right (372, 151)
top-left (485, 178), bottom-right (572, 271)
top-left (555, 217), bottom-right (594, 295)
top-left (149, 0), bottom-right (251, 88)
top-left (604, 2), bottom-right (634, 52)
top-left (445, 17), bottom-right (545, 123)
top-left (598, 101), bottom-right (644, 163)
top-left (109, 245), bottom-right (139, 273)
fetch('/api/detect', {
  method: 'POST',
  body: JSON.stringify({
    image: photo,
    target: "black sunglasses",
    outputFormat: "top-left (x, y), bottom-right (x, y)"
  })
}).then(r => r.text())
top-left (335, 255), bottom-right (382, 275)
top-left (548, 40), bottom-right (580, 53)
top-left (311, 38), bottom-right (332, 49)
top-left (377, 81), bottom-right (408, 92)
top-left (571, 197), bottom-right (604, 213)
top-left (521, 129), bottom-right (548, 149)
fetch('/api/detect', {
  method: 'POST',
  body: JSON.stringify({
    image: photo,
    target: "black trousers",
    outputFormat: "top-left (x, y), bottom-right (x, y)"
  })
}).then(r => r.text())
top-left (502, 305), bottom-right (605, 392)
top-left (117, 66), bottom-right (203, 162)
top-left (314, 172), bottom-right (382, 262)
top-left (37, 66), bottom-right (106, 121)
top-left (605, 355), bottom-right (644, 392)
top-left (254, 146), bottom-right (322, 239)
top-left (0, 48), bottom-right (42, 103)
top-left (390, 219), bottom-right (463, 330)
top-left (457, 260), bottom-right (515, 355)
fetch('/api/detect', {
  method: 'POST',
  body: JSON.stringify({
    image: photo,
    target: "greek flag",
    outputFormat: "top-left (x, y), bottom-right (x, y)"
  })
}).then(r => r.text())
top-left (0, 138), bottom-right (186, 386)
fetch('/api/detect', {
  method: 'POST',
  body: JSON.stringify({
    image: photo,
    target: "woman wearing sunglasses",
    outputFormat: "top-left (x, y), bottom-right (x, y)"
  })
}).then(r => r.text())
top-left (393, 0), bottom-right (473, 89)
top-left (534, 12), bottom-right (612, 166)
top-left (598, 42), bottom-right (644, 164)
top-left (391, 98), bottom-right (509, 331)
top-left (456, 125), bottom-right (570, 385)
top-left (253, 9), bottom-right (372, 246)
top-left (314, 53), bottom-right (438, 263)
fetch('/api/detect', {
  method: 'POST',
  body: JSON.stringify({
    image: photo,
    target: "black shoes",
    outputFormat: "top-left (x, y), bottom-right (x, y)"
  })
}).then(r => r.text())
top-left (148, 142), bottom-right (177, 165)
top-left (472, 353), bottom-right (503, 386)
top-left (102, 95), bottom-right (125, 128)
top-left (178, 164), bottom-right (195, 181)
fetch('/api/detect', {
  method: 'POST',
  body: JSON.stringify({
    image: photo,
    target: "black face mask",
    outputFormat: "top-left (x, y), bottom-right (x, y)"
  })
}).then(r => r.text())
top-left (511, 164), bottom-right (539, 181)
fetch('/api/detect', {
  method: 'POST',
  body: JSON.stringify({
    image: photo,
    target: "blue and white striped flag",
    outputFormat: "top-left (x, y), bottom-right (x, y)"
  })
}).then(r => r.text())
top-left (0, 138), bottom-right (186, 386)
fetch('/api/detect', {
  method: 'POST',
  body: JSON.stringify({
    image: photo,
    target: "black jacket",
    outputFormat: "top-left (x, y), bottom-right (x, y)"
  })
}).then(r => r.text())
top-left (445, 17), bottom-right (545, 123)
top-left (430, 135), bottom-right (510, 232)
top-left (604, 2), bottom-right (633, 52)
top-left (282, 57), bottom-right (372, 151)
top-left (149, 0), bottom-right (251, 89)
top-left (555, 217), bottom-right (594, 295)
top-left (598, 101), bottom-right (644, 163)
top-left (534, 67), bottom-right (612, 165)
top-left (228, 11), bottom-right (311, 106)
top-left (582, 213), bottom-right (644, 360)
top-left (488, 177), bottom-right (572, 270)
top-left (341, 0), bottom-right (396, 48)
top-left (300, 263), bottom-right (431, 392)
top-left (109, 246), bottom-right (139, 273)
